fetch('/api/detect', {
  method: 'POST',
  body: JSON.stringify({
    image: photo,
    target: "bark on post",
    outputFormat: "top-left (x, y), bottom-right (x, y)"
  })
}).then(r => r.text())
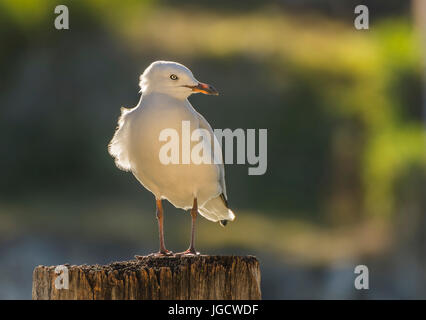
top-left (32, 255), bottom-right (261, 300)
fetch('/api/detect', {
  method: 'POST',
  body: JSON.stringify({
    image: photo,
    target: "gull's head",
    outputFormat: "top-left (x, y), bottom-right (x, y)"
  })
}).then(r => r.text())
top-left (139, 61), bottom-right (218, 99)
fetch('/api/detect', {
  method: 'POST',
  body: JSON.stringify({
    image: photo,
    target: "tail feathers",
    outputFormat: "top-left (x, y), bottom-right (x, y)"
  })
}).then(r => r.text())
top-left (198, 194), bottom-right (235, 225)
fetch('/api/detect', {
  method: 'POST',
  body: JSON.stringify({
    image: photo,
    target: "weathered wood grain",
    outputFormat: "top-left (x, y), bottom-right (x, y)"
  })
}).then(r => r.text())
top-left (32, 255), bottom-right (261, 300)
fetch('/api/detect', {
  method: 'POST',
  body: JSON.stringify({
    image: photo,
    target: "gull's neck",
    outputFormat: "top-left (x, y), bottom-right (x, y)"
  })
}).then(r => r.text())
top-left (141, 87), bottom-right (190, 101)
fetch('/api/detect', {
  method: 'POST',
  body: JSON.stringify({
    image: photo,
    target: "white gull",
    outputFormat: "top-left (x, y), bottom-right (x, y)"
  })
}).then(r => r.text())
top-left (109, 61), bottom-right (235, 255)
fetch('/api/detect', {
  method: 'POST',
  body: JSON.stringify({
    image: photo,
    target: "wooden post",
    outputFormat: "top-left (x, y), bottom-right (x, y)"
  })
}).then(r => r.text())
top-left (32, 255), bottom-right (261, 300)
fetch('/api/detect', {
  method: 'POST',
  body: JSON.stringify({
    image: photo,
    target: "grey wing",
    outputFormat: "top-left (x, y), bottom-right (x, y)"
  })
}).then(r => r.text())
top-left (196, 111), bottom-right (235, 223)
top-left (196, 111), bottom-right (228, 200)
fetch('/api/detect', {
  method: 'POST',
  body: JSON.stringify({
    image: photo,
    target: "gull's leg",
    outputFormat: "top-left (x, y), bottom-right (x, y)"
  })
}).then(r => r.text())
top-left (136, 199), bottom-right (172, 259)
top-left (155, 199), bottom-right (173, 255)
top-left (178, 198), bottom-right (199, 255)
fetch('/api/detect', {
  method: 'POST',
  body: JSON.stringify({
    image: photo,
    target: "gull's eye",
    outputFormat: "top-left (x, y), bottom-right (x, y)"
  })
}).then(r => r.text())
top-left (170, 74), bottom-right (178, 80)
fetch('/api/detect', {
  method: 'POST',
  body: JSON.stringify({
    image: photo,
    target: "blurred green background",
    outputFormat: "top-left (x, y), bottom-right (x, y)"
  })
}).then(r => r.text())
top-left (0, 0), bottom-right (425, 299)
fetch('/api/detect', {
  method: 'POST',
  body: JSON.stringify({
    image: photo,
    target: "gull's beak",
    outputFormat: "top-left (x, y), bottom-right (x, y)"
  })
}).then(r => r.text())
top-left (188, 82), bottom-right (219, 95)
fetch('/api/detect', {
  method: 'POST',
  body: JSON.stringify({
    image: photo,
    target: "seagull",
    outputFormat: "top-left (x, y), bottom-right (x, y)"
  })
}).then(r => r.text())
top-left (109, 61), bottom-right (235, 255)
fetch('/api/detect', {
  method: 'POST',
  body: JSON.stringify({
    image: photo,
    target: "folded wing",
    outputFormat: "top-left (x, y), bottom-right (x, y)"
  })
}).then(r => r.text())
top-left (195, 112), bottom-right (236, 224)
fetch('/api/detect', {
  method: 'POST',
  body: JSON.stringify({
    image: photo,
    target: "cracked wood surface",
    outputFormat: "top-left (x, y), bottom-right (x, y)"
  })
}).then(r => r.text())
top-left (32, 255), bottom-right (261, 300)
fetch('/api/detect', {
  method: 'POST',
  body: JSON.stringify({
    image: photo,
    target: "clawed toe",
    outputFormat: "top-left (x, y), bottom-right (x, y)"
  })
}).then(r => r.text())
top-left (138, 250), bottom-right (174, 258)
top-left (153, 250), bottom-right (174, 257)
top-left (176, 248), bottom-right (200, 256)
top-left (159, 250), bottom-right (174, 256)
